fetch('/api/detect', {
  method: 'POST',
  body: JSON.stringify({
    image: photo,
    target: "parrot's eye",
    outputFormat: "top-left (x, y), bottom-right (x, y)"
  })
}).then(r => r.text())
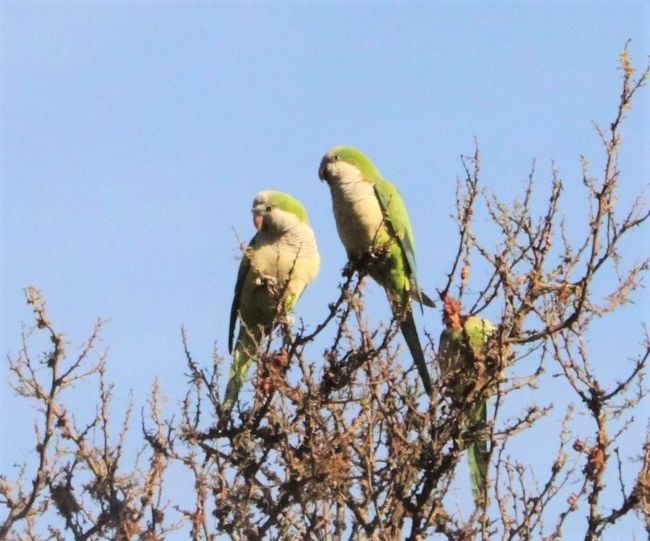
top-left (333, 155), bottom-right (340, 161)
top-left (265, 205), bottom-right (272, 212)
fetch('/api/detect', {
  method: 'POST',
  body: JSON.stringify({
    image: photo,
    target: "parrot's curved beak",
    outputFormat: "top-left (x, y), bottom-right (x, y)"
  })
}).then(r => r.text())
top-left (318, 158), bottom-right (327, 182)
top-left (253, 212), bottom-right (264, 230)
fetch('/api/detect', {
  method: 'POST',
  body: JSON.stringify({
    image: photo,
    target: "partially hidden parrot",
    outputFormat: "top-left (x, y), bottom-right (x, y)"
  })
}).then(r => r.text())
top-left (319, 145), bottom-right (434, 395)
top-left (224, 190), bottom-right (320, 416)
top-left (438, 297), bottom-right (496, 506)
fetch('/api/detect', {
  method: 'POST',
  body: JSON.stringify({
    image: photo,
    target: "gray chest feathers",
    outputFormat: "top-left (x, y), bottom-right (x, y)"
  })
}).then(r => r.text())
top-left (329, 178), bottom-right (384, 256)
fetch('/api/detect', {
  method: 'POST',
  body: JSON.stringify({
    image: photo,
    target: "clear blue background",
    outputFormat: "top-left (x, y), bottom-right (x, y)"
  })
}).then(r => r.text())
top-left (1, 1), bottom-right (648, 538)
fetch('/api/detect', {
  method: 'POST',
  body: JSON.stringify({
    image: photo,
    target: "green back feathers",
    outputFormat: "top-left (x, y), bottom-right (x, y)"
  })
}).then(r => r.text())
top-left (373, 178), bottom-right (418, 276)
top-left (257, 190), bottom-right (309, 223)
top-left (440, 316), bottom-right (495, 355)
top-left (464, 317), bottom-right (496, 354)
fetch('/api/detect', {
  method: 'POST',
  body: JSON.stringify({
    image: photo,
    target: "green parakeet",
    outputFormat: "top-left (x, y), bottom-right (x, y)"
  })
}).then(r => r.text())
top-left (438, 297), bottom-right (496, 506)
top-left (319, 145), bottom-right (434, 394)
top-left (224, 190), bottom-right (320, 415)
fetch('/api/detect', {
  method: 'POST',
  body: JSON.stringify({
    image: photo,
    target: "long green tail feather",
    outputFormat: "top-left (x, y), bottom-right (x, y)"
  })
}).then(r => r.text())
top-left (400, 310), bottom-right (433, 395)
top-left (467, 398), bottom-right (488, 506)
top-left (222, 330), bottom-right (257, 415)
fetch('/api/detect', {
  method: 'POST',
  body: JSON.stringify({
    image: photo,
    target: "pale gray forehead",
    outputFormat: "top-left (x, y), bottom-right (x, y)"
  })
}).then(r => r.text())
top-left (252, 191), bottom-right (272, 207)
top-left (325, 147), bottom-right (340, 159)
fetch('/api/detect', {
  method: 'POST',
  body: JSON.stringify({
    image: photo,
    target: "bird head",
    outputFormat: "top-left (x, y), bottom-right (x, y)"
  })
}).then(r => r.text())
top-left (251, 191), bottom-right (309, 234)
top-left (318, 145), bottom-right (382, 185)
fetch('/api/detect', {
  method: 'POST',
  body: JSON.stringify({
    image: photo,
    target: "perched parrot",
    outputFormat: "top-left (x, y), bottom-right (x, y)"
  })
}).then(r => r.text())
top-left (438, 301), bottom-right (496, 507)
top-left (224, 190), bottom-right (320, 415)
top-left (319, 145), bottom-right (434, 394)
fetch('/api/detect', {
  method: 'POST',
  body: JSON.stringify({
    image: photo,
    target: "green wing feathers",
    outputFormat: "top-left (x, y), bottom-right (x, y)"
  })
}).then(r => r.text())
top-left (223, 328), bottom-right (259, 414)
top-left (372, 176), bottom-right (433, 392)
top-left (229, 237), bottom-right (256, 353)
top-left (464, 316), bottom-right (496, 356)
top-left (373, 180), bottom-right (420, 293)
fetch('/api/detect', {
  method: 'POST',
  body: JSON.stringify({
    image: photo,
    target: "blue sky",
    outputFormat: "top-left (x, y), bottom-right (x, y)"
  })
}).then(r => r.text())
top-left (1, 1), bottom-right (648, 538)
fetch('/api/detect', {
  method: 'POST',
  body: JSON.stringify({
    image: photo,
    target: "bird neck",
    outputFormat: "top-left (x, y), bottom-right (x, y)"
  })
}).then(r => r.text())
top-left (329, 173), bottom-right (375, 206)
top-left (262, 222), bottom-right (316, 253)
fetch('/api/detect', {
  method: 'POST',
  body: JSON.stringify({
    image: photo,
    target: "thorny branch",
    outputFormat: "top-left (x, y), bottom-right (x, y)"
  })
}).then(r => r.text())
top-left (2, 47), bottom-right (648, 540)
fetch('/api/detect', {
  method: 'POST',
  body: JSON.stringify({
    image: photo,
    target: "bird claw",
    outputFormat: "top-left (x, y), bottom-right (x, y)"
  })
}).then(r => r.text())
top-left (256, 275), bottom-right (278, 294)
top-left (341, 261), bottom-right (356, 278)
